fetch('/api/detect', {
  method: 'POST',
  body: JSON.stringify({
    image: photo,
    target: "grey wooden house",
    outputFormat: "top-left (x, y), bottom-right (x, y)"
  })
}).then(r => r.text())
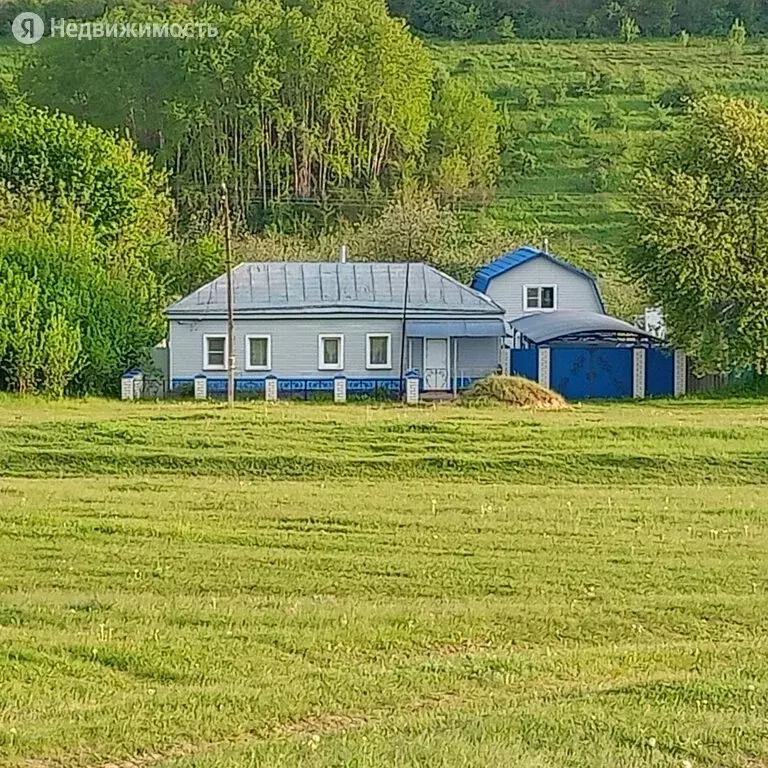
top-left (165, 261), bottom-right (505, 396)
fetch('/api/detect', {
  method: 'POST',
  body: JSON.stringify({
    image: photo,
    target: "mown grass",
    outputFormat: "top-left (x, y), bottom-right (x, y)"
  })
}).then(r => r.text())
top-left (1, 398), bottom-right (768, 767)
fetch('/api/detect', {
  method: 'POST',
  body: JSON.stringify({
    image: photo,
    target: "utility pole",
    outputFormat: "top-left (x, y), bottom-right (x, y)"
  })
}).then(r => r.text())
top-left (221, 183), bottom-right (235, 408)
top-left (398, 223), bottom-right (412, 402)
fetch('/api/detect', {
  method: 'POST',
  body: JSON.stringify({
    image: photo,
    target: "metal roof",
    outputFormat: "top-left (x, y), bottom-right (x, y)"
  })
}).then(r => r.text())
top-left (471, 246), bottom-right (606, 312)
top-left (166, 262), bottom-right (504, 318)
top-left (406, 319), bottom-right (505, 337)
top-left (507, 311), bottom-right (659, 345)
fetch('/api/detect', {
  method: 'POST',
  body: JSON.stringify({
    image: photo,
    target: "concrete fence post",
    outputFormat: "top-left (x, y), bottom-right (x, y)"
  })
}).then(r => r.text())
top-left (632, 347), bottom-right (646, 399)
top-left (132, 371), bottom-right (144, 400)
top-left (334, 376), bottom-right (347, 403)
top-left (194, 375), bottom-right (207, 401)
top-left (120, 370), bottom-right (136, 401)
top-left (537, 347), bottom-right (551, 390)
top-left (265, 375), bottom-right (278, 402)
top-left (405, 370), bottom-right (420, 405)
top-left (673, 349), bottom-right (687, 397)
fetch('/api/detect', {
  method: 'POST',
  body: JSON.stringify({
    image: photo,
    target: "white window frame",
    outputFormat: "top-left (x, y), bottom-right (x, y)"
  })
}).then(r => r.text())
top-left (523, 284), bottom-right (558, 312)
top-left (366, 333), bottom-right (392, 370)
top-left (318, 334), bottom-right (344, 371)
top-left (203, 334), bottom-right (227, 371)
top-left (245, 334), bottom-right (272, 371)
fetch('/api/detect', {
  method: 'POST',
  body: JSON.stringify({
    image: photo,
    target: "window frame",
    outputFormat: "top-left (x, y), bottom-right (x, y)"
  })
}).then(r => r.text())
top-left (366, 333), bottom-right (392, 370)
top-left (203, 334), bottom-right (228, 371)
top-left (318, 334), bottom-right (344, 371)
top-left (523, 284), bottom-right (558, 312)
top-left (244, 334), bottom-right (272, 371)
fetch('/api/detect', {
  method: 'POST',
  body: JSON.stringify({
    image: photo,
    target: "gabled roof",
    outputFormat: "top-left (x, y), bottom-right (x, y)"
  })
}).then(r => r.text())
top-left (166, 262), bottom-right (504, 318)
top-left (471, 246), bottom-right (605, 312)
top-left (508, 311), bottom-right (659, 345)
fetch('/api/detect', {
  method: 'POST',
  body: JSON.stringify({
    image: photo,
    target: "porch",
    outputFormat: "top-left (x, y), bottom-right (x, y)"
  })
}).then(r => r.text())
top-left (405, 318), bottom-right (506, 394)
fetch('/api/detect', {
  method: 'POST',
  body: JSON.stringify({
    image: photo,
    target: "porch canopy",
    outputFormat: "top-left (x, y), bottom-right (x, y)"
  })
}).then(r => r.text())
top-left (508, 311), bottom-right (660, 346)
top-left (405, 319), bottom-right (505, 337)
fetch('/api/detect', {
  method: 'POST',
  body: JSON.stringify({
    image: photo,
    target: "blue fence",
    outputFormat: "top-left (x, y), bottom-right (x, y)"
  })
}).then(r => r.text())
top-left (645, 348), bottom-right (675, 397)
top-left (171, 377), bottom-right (404, 399)
top-left (510, 349), bottom-right (538, 381)
top-left (551, 347), bottom-right (633, 399)
top-left (511, 346), bottom-right (677, 400)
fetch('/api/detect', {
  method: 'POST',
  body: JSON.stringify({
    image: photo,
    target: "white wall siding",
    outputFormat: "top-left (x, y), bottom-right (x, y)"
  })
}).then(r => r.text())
top-left (170, 316), bottom-right (502, 386)
top-left (170, 317), bottom-right (407, 381)
top-left (484, 256), bottom-right (603, 317)
top-left (409, 338), bottom-right (424, 373)
top-left (456, 337), bottom-right (499, 379)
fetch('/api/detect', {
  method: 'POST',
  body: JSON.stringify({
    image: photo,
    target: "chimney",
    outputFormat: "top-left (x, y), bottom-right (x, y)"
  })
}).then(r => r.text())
top-left (338, 244), bottom-right (347, 263)
top-left (543, 237), bottom-right (549, 253)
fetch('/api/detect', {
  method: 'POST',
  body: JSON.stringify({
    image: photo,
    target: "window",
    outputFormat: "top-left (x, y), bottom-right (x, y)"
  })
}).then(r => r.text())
top-left (245, 335), bottom-right (271, 370)
top-left (203, 335), bottom-right (227, 370)
top-left (524, 285), bottom-right (557, 312)
top-left (318, 334), bottom-right (344, 370)
top-left (366, 333), bottom-right (392, 369)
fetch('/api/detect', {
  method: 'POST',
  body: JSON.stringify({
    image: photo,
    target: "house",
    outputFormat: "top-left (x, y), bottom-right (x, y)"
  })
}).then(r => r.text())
top-left (165, 261), bottom-right (506, 396)
top-left (472, 245), bottom-right (605, 317)
top-left (471, 246), bottom-right (684, 399)
top-left (471, 245), bottom-right (657, 347)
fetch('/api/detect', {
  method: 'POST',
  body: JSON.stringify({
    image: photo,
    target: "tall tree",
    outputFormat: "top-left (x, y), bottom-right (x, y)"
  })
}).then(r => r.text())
top-left (21, 0), bottom-right (438, 227)
top-left (0, 189), bottom-right (166, 394)
top-left (630, 96), bottom-right (768, 372)
top-left (0, 104), bottom-right (173, 272)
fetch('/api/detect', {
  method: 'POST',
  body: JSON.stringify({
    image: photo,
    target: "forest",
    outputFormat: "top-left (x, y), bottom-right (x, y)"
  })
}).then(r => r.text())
top-left (388, 0), bottom-right (768, 40)
top-left (2, 0), bottom-right (768, 39)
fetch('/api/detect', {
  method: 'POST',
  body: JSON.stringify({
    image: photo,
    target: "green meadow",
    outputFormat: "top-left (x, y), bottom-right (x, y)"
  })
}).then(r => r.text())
top-left (429, 37), bottom-right (768, 309)
top-left (1, 397), bottom-right (768, 767)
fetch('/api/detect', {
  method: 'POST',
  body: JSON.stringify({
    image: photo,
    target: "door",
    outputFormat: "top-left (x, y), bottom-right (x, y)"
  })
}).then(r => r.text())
top-left (424, 338), bottom-right (449, 391)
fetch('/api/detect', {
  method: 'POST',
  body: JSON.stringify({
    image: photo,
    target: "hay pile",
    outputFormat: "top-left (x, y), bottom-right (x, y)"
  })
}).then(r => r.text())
top-left (461, 375), bottom-right (566, 409)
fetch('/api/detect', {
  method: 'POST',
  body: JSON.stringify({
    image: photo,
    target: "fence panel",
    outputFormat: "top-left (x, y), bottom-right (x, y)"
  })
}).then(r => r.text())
top-left (550, 347), bottom-right (633, 399)
top-left (645, 348), bottom-right (676, 397)
top-left (510, 349), bottom-right (539, 382)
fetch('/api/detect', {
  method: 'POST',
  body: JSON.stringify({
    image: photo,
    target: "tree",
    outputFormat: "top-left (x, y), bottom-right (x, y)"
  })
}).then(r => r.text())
top-left (629, 96), bottom-right (768, 372)
top-left (40, 313), bottom-right (82, 397)
top-left (21, 0), bottom-right (438, 227)
top-left (0, 189), bottom-right (165, 394)
top-left (0, 105), bottom-right (173, 270)
top-left (428, 78), bottom-right (499, 202)
top-left (728, 17), bottom-right (747, 50)
top-left (620, 15), bottom-right (641, 42)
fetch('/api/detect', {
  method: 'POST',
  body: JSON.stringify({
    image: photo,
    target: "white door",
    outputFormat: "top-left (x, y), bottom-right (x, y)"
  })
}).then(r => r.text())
top-left (424, 338), bottom-right (449, 391)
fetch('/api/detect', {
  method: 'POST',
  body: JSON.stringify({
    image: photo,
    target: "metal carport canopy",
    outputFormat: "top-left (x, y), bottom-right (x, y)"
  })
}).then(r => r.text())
top-left (406, 319), bottom-right (505, 337)
top-left (507, 311), bottom-right (658, 344)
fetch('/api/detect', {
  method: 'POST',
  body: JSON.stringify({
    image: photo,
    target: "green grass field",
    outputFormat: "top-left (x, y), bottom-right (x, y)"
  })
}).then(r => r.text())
top-left (2, 397), bottom-right (768, 767)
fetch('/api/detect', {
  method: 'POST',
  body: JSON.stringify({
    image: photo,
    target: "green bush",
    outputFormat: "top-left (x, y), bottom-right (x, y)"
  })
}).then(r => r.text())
top-left (518, 86), bottom-right (542, 111)
top-left (496, 15), bottom-right (515, 40)
top-left (595, 98), bottom-right (626, 130)
top-left (539, 81), bottom-right (567, 106)
top-left (619, 16), bottom-right (640, 43)
top-left (0, 192), bottom-right (164, 396)
top-left (656, 80), bottom-right (701, 112)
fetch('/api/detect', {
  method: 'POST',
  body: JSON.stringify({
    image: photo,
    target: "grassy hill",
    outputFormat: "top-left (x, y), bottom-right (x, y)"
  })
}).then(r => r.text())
top-left (429, 36), bottom-right (768, 314)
